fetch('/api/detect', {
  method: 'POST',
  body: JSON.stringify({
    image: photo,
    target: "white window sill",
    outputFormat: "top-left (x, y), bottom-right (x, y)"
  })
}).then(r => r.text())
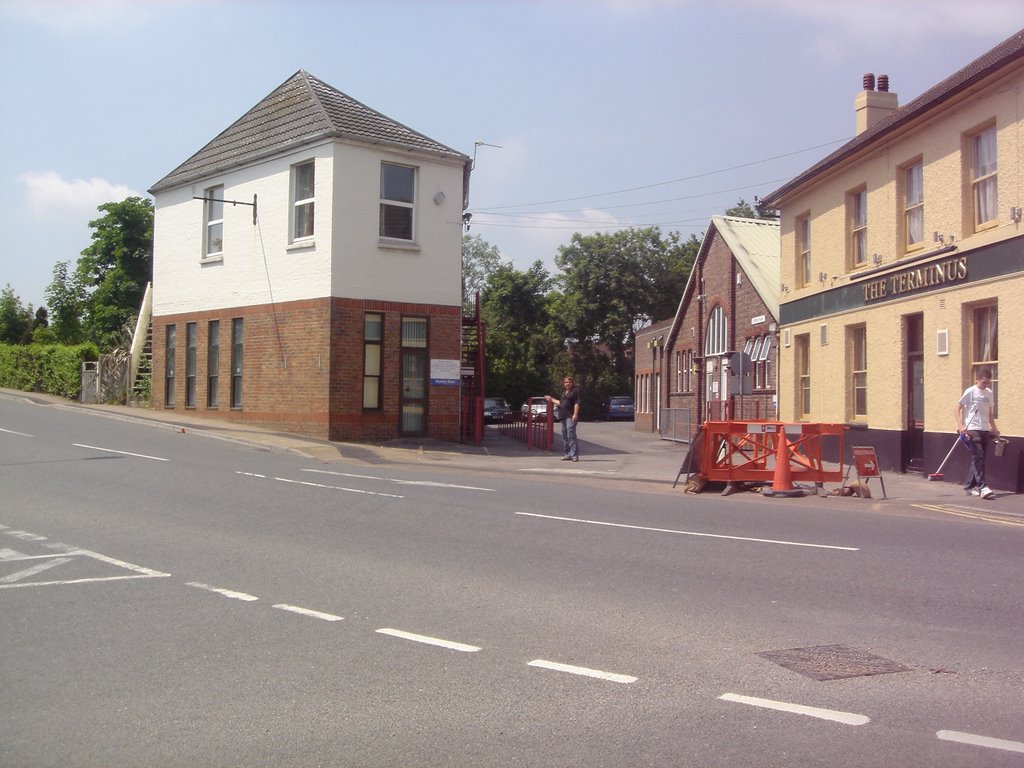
top-left (287, 239), bottom-right (315, 251)
top-left (378, 239), bottom-right (420, 252)
top-left (200, 254), bottom-right (224, 265)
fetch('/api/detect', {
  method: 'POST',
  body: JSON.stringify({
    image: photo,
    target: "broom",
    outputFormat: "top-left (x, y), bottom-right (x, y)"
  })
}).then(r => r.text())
top-left (928, 432), bottom-right (972, 481)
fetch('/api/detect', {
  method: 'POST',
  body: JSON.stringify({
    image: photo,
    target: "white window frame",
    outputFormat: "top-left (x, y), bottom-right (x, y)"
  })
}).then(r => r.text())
top-left (380, 161), bottom-right (416, 242)
top-left (904, 161), bottom-right (924, 249)
top-left (291, 160), bottom-right (315, 241)
top-left (849, 187), bottom-right (868, 268)
top-left (204, 184), bottom-right (224, 258)
top-left (797, 214), bottom-right (811, 287)
top-left (849, 325), bottom-right (867, 418)
top-left (971, 125), bottom-right (998, 229)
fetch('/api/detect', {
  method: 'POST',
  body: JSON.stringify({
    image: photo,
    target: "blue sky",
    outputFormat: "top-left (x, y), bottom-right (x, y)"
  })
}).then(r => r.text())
top-left (2, 0), bottom-right (1023, 312)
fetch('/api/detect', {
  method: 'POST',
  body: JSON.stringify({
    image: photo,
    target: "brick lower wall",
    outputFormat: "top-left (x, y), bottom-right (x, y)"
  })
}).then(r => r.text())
top-left (152, 297), bottom-right (462, 443)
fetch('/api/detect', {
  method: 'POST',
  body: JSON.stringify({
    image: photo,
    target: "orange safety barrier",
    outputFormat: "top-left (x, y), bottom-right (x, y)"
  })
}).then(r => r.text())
top-left (700, 421), bottom-right (846, 489)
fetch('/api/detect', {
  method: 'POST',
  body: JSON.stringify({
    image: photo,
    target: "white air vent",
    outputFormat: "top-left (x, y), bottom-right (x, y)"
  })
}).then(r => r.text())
top-left (820, 324), bottom-right (829, 346)
top-left (936, 329), bottom-right (949, 356)
top-left (784, 329), bottom-right (791, 348)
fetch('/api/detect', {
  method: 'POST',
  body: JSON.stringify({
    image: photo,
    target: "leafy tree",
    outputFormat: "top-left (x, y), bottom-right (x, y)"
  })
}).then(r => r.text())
top-left (552, 227), bottom-right (698, 414)
top-left (76, 196), bottom-right (153, 349)
top-left (480, 261), bottom-right (562, 408)
top-left (462, 234), bottom-right (503, 311)
top-left (0, 285), bottom-right (34, 345)
top-left (44, 261), bottom-right (86, 344)
top-left (725, 198), bottom-right (760, 218)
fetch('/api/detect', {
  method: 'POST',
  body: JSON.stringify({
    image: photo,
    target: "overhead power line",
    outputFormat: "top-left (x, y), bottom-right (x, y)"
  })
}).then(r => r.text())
top-left (472, 138), bottom-right (850, 212)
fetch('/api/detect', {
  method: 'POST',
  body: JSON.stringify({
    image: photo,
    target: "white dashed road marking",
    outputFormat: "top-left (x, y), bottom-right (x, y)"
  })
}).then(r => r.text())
top-left (719, 693), bottom-right (869, 725)
top-left (937, 730), bottom-right (1024, 753)
top-left (273, 604), bottom-right (344, 622)
top-left (303, 468), bottom-right (496, 492)
top-left (72, 443), bottom-right (169, 461)
top-left (518, 512), bottom-right (860, 551)
top-left (186, 582), bottom-right (259, 602)
top-left (376, 628), bottom-right (481, 652)
top-left (528, 659), bottom-right (637, 684)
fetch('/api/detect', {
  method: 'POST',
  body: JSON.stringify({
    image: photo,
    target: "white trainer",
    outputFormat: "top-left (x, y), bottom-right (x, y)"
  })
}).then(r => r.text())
top-left (979, 486), bottom-right (995, 499)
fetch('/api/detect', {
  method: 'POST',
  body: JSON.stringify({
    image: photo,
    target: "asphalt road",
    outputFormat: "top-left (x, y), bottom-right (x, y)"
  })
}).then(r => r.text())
top-left (2, 396), bottom-right (1022, 767)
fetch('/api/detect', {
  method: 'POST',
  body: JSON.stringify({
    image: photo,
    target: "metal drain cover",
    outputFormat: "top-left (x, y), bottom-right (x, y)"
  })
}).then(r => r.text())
top-left (757, 644), bottom-right (912, 681)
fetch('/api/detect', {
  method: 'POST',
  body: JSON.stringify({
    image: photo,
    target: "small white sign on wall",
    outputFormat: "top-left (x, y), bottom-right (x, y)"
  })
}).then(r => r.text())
top-left (430, 359), bottom-right (461, 386)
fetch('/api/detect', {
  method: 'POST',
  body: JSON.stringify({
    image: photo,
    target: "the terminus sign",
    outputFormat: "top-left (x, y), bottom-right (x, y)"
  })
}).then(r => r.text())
top-left (862, 256), bottom-right (967, 303)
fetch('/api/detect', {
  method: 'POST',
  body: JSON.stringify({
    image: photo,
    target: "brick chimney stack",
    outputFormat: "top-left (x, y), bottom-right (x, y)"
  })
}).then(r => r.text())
top-left (855, 73), bottom-right (898, 134)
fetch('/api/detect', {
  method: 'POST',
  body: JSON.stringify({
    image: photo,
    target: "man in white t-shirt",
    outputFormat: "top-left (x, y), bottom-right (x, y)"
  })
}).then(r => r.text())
top-left (953, 369), bottom-right (999, 499)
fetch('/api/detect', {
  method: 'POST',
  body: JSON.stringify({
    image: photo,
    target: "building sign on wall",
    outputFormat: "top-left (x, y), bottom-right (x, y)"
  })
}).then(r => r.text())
top-left (430, 359), bottom-right (460, 386)
top-left (862, 256), bottom-right (967, 303)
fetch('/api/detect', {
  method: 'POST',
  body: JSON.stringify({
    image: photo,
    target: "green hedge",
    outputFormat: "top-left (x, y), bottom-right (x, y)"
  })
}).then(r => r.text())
top-left (0, 343), bottom-right (100, 399)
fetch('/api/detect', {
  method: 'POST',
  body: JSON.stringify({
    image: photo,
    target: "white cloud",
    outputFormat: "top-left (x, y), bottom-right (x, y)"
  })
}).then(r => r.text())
top-left (18, 170), bottom-right (139, 219)
top-left (0, 0), bottom-right (196, 35)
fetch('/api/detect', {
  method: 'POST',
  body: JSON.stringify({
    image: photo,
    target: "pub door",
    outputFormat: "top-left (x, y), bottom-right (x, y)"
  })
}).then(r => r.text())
top-left (903, 314), bottom-right (925, 473)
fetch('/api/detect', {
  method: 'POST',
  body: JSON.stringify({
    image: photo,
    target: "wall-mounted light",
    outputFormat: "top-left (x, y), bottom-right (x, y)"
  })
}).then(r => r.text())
top-left (872, 253), bottom-right (883, 265)
top-left (818, 271), bottom-right (828, 284)
top-left (933, 231), bottom-right (944, 244)
top-left (1011, 206), bottom-right (1023, 223)
top-left (780, 284), bottom-right (790, 294)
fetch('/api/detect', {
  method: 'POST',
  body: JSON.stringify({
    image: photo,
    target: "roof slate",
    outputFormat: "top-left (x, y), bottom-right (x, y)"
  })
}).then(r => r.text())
top-left (150, 70), bottom-right (469, 194)
top-left (761, 27), bottom-right (1024, 207)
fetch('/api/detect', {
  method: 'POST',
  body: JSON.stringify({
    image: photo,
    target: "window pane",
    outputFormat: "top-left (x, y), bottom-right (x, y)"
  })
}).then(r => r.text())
top-left (380, 204), bottom-right (413, 240)
top-left (381, 163), bottom-right (415, 203)
top-left (364, 313), bottom-right (382, 341)
top-left (294, 202), bottom-right (314, 239)
top-left (363, 376), bottom-right (379, 409)
top-left (402, 318), bottom-right (427, 348)
top-left (364, 344), bottom-right (381, 376)
top-left (295, 162), bottom-right (315, 200)
top-left (759, 335), bottom-right (772, 361)
top-left (973, 128), bottom-right (997, 178)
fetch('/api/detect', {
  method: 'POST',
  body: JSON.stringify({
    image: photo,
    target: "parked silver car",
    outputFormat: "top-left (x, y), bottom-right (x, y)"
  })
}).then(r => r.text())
top-left (521, 397), bottom-right (560, 421)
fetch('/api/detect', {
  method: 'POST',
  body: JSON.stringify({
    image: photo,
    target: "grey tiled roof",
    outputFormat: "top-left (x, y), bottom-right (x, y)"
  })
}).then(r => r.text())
top-left (150, 70), bottom-right (469, 193)
top-left (761, 27), bottom-right (1024, 207)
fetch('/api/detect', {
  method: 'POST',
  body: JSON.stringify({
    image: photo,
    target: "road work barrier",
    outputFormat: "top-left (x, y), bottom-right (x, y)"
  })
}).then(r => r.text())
top-left (699, 421), bottom-right (847, 493)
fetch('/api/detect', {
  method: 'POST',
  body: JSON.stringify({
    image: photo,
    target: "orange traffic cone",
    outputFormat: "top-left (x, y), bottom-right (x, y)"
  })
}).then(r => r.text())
top-left (763, 426), bottom-right (804, 498)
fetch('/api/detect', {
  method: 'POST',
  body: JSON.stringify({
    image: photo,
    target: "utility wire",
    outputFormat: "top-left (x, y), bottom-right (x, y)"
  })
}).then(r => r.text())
top-left (472, 138), bottom-right (849, 211)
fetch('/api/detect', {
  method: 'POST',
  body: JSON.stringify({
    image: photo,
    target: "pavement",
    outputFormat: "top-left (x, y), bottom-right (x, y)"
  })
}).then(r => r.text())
top-left (3, 388), bottom-right (1020, 524)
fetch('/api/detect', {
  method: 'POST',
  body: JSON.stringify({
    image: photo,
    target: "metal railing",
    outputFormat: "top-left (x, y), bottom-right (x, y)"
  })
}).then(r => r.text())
top-left (498, 406), bottom-right (555, 450)
top-left (659, 407), bottom-right (694, 444)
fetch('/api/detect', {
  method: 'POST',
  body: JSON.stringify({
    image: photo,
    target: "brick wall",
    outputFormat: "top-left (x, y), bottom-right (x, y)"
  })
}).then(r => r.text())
top-left (152, 297), bottom-right (462, 443)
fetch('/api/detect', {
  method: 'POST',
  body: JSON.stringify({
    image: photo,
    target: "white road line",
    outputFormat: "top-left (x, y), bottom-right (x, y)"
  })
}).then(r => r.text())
top-left (719, 693), bottom-right (869, 725)
top-left (937, 730), bottom-right (1024, 753)
top-left (48, 542), bottom-right (170, 577)
top-left (274, 476), bottom-right (404, 498)
top-left (303, 468), bottom-right (496, 492)
top-left (72, 443), bottom-right (169, 462)
top-left (0, 548), bottom-right (69, 561)
top-left (518, 468), bottom-right (618, 476)
top-left (517, 512), bottom-right (859, 551)
top-left (273, 604), bottom-right (344, 622)
top-left (186, 582), bottom-right (259, 602)
top-left (528, 659), bottom-right (637, 684)
top-left (375, 628), bottom-right (481, 652)
top-left (0, 427), bottom-right (33, 437)
top-left (0, 557), bottom-right (74, 583)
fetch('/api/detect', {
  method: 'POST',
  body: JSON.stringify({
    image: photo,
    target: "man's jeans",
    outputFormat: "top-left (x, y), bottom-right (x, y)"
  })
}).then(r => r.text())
top-left (964, 429), bottom-right (991, 489)
top-left (561, 418), bottom-right (578, 459)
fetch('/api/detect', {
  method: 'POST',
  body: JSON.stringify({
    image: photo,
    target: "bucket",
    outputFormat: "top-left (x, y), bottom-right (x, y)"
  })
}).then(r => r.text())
top-left (992, 436), bottom-right (1008, 458)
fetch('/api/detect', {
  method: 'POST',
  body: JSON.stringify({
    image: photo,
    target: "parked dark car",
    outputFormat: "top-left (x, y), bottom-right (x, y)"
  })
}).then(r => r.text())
top-left (483, 397), bottom-right (512, 423)
top-left (604, 395), bottom-right (635, 421)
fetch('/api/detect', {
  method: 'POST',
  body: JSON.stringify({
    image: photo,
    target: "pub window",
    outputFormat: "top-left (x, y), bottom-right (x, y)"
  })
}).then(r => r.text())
top-left (903, 161), bottom-right (924, 250)
top-left (849, 325), bottom-right (867, 418)
top-left (796, 333), bottom-right (811, 417)
top-left (970, 125), bottom-right (998, 230)
top-left (797, 214), bottom-right (811, 287)
top-left (848, 187), bottom-right (868, 268)
top-left (968, 303), bottom-right (998, 417)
